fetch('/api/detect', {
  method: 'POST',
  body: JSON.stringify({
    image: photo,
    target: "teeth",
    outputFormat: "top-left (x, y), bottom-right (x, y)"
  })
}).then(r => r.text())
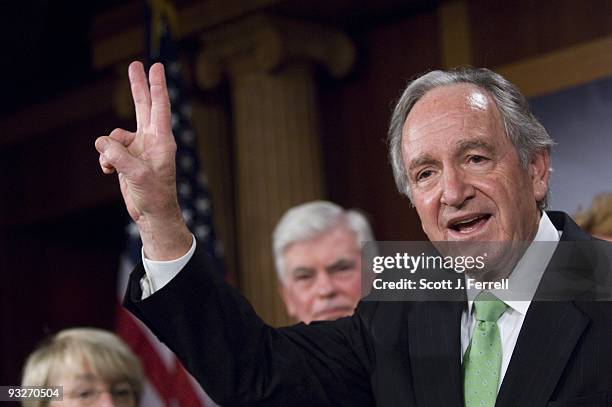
top-left (455, 216), bottom-right (480, 226)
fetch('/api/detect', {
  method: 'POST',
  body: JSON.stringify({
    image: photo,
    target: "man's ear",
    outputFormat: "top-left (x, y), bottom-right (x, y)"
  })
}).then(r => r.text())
top-left (278, 284), bottom-right (296, 318)
top-left (529, 149), bottom-right (550, 203)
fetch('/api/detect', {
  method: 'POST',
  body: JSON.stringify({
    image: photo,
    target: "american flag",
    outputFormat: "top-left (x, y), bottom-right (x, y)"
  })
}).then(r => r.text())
top-left (116, 1), bottom-right (222, 405)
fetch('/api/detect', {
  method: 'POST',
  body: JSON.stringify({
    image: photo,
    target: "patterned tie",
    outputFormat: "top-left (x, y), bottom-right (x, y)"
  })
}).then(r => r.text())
top-left (463, 292), bottom-right (507, 407)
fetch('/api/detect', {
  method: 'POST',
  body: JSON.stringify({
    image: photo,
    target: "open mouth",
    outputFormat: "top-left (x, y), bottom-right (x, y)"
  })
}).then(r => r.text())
top-left (448, 214), bottom-right (491, 234)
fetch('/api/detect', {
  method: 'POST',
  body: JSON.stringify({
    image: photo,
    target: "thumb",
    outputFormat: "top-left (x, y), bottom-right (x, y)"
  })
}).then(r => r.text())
top-left (108, 128), bottom-right (136, 146)
top-left (95, 136), bottom-right (141, 176)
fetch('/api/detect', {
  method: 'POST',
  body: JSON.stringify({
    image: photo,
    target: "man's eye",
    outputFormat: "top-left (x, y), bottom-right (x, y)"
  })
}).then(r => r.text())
top-left (416, 170), bottom-right (433, 181)
top-left (468, 155), bottom-right (488, 164)
top-left (294, 273), bottom-right (313, 281)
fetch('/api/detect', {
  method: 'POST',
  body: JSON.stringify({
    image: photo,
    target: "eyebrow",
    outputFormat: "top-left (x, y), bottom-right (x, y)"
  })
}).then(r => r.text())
top-left (407, 154), bottom-right (438, 171)
top-left (289, 257), bottom-right (356, 275)
top-left (454, 139), bottom-right (495, 155)
top-left (290, 266), bottom-right (314, 276)
top-left (407, 138), bottom-right (496, 172)
top-left (326, 258), bottom-right (356, 272)
top-left (73, 374), bottom-right (97, 381)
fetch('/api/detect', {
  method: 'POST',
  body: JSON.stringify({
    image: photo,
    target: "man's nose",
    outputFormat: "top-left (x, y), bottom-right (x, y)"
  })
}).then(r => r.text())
top-left (440, 166), bottom-right (474, 207)
top-left (314, 272), bottom-right (336, 298)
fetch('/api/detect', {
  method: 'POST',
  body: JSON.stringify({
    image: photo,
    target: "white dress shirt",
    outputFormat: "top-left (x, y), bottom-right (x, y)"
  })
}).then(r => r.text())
top-left (460, 212), bottom-right (560, 391)
top-left (140, 212), bottom-right (561, 394)
top-left (140, 234), bottom-right (197, 299)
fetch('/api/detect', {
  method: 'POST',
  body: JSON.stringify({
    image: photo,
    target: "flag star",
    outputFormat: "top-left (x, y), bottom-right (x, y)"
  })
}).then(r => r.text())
top-left (195, 225), bottom-right (210, 240)
top-left (181, 105), bottom-right (192, 119)
top-left (178, 182), bottom-right (192, 197)
top-left (126, 222), bottom-right (139, 237)
top-left (169, 62), bottom-right (180, 75)
top-left (168, 86), bottom-right (178, 102)
top-left (179, 154), bottom-right (194, 170)
top-left (195, 198), bottom-right (210, 214)
top-left (182, 208), bottom-right (194, 223)
top-left (181, 129), bottom-right (195, 146)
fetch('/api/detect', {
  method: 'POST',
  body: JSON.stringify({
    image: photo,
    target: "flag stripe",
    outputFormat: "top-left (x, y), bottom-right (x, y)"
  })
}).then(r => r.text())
top-left (173, 360), bottom-right (203, 406)
top-left (116, 303), bottom-right (173, 404)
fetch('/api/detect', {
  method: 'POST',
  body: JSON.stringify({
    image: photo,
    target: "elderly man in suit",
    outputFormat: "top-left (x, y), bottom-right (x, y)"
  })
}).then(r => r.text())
top-left (95, 63), bottom-right (612, 406)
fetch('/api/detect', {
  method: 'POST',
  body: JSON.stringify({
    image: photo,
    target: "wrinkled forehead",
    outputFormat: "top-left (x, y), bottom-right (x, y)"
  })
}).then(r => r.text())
top-left (401, 84), bottom-right (506, 150)
top-left (407, 83), bottom-right (498, 126)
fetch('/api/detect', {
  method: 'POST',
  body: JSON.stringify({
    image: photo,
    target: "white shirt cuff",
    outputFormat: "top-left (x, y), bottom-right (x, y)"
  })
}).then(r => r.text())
top-left (139, 234), bottom-right (197, 299)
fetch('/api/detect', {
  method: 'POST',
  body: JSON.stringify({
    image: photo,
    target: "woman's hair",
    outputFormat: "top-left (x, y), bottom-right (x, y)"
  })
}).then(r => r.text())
top-left (574, 193), bottom-right (612, 237)
top-left (21, 327), bottom-right (143, 407)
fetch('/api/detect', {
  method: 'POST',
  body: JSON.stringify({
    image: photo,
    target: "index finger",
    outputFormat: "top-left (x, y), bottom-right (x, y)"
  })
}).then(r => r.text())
top-left (128, 61), bottom-right (152, 131)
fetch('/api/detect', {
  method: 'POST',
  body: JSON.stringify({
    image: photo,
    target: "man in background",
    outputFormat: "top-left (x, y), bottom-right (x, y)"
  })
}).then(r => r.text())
top-left (272, 200), bottom-right (374, 323)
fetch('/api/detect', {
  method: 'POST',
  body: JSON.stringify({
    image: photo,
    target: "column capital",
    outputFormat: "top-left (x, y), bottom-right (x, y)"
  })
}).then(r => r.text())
top-left (196, 14), bottom-right (355, 89)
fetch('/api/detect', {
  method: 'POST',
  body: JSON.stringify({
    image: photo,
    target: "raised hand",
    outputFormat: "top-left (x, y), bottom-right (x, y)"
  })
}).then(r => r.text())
top-left (95, 61), bottom-right (192, 260)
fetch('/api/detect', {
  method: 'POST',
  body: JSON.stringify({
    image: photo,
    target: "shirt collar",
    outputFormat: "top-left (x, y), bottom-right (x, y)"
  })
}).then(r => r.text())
top-left (467, 211), bottom-right (560, 316)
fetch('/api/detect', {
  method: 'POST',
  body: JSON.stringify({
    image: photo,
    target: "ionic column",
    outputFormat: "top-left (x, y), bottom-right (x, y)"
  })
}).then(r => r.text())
top-left (197, 14), bottom-right (354, 326)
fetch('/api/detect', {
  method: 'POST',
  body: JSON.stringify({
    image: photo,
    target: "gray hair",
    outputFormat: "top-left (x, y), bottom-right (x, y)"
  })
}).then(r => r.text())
top-left (273, 200), bottom-right (374, 282)
top-left (388, 67), bottom-right (554, 210)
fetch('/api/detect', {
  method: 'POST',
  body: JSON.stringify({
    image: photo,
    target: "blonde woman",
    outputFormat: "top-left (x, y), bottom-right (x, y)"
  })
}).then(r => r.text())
top-left (21, 328), bottom-right (143, 407)
top-left (574, 193), bottom-right (612, 241)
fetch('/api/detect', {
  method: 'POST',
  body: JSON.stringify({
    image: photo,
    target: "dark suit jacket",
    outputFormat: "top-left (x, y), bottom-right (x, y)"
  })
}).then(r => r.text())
top-left (124, 212), bottom-right (612, 406)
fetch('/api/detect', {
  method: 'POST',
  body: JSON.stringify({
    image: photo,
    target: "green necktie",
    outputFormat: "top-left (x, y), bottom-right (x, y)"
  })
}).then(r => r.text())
top-left (463, 292), bottom-right (507, 407)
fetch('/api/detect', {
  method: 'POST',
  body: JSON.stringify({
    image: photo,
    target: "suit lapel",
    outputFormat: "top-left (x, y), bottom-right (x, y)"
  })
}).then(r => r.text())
top-left (497, 212), bottom-right (592, 407)
top-left (495, 301), bottom-right (588, 407)
top-left (408, 301), bottom-right (464, 407)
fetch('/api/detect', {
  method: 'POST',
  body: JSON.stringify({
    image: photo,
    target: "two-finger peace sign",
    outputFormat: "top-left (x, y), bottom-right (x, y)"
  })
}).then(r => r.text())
top-left (95, 61), bottom-right (178, 221)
